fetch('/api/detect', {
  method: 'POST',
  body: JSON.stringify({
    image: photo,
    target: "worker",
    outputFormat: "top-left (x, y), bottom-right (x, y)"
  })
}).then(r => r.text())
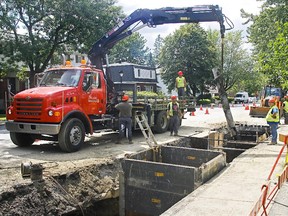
top-left (115, 94), bottom-right (133, 144)
top-left (282, 96), bottom-right (288, 124)
top-left (266, 98), bottom-right (279, 145)
top-left (175, 71), bottom-right (187, 97)
top-left (175, 71), bottom-right (187, 118)
top-left (167, 95), bottom-right (182, 136)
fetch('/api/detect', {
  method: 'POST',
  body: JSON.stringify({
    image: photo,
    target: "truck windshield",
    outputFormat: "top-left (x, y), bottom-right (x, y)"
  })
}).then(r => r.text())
top-left (235, 94), bottom-right (244, 98)
top-left (39, 69), bottom-right (81, 87)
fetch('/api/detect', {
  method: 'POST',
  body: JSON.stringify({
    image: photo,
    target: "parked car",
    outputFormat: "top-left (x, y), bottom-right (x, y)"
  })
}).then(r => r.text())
top-left (249, 97), bottom-right (257, 103)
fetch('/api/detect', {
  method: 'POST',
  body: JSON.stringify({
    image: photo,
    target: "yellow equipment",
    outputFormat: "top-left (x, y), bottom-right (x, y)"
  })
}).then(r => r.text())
top-left (249, 86), bottom-right (284, 118)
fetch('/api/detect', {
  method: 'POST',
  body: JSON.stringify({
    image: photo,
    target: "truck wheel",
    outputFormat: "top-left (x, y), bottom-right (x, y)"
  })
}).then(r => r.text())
top-left (153, 111), bottom-right (169, 133)
top-left (10, 132), bottom-right (35, 147)
top-left (58, 118), bottom-right (85, 152)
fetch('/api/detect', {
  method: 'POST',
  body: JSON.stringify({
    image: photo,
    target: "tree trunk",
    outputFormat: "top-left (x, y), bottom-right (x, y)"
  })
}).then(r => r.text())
top-left (212, 68), bottom-right (237, 137)
top-left (29, 70), bottom-right (36, 88)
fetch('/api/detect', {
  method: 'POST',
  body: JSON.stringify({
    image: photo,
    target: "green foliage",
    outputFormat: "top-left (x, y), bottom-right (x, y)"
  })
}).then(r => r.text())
top-left (125, 91), bottom-right (165, 99)
top-left (244, 0), bottom-right (288, 89)
top-left (212, 96), bottom-right (233, 103)
top-left (0, 0), bottom-right (122, 86)
top-left (228, 97), bottom-right (234, 103)
top-left (266, 22), bottom-right (288, 89)
top-left (159, 24), bottom-right (216, 95)
top-left (109, 32), bottom-right (151, 66)
top-left (0, 114), bottom-right (6, 120)
top-left (0, 61), bottom-right (18, 78)
top-left (153, 34), bottom-right (164, 67)
top-left (207, 30), bottom-right (256, 92)
top-left (197, 99), bottom-right (211, 105)
top-left (16, 67), bottom-right (29, 81)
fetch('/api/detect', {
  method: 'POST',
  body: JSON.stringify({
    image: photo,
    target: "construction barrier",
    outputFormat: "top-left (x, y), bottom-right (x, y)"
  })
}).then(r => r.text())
top-left (200, 104), bottom-right (203, 111)
top-left (249, 182), bottom-right (270, 216)
top-left (249, 136), bottom-right (288, 216)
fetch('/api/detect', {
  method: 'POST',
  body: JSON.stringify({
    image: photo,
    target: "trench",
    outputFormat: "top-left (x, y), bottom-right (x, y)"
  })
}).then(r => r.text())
top-left (0, 124), bottom-right (270, 216)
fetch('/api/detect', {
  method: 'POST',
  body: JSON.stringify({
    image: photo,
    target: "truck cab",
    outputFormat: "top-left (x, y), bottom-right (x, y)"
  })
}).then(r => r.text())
top-left (6, 60), bottom-right (111, 152)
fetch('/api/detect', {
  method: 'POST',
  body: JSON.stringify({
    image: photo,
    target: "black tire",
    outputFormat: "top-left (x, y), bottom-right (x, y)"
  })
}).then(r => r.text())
top-left (58, 118), bottom-right (85, 152)
top-left (153, 111), bottom-right (169, 133)
top-left (10, 132), bottom-right (35, 147)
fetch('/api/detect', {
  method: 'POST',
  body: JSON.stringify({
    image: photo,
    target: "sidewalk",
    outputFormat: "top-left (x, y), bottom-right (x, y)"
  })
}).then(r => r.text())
top-left (269, 182), bottom-right (288, 216)
top-left (162, 126), bottom-right (288, 216)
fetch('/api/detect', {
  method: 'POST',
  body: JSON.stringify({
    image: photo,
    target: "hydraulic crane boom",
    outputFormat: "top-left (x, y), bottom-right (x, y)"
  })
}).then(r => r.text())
top-left (88, 5), bottom-right (229, 69)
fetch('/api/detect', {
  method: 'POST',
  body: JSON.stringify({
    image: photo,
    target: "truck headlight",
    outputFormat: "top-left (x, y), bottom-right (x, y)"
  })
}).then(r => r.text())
top-left (48, 110), bottom-right (54, 116)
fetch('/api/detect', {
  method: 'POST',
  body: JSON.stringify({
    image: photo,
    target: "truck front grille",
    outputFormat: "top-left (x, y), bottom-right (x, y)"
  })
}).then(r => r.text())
top-left (15, 98), bottom-right (43, 120)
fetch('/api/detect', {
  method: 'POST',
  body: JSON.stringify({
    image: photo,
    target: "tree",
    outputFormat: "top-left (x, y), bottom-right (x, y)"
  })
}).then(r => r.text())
top-left (242, 0), bottom-right (288, 89)
top-left (207, 30), bottom-right (256, 92)
top-left (108, 32), bottom-right (151, 65)
top-left (208, 30), bottom-right (257, 136)
top-left (159, 24), bottom-right (216, 95)
top-left (153, 34), bottom-right (164, 67)
top-left (265, 22), bottom-right (288, 88)
top-left (0, 0), bottom-right (122, 87)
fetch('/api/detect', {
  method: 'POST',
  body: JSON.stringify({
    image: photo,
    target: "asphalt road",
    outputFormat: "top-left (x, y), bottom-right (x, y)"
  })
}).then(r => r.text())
top-left (0, 103), bottom-right (268, 166)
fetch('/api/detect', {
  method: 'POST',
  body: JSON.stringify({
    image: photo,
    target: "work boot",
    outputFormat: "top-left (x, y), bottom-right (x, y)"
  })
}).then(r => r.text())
top-left (170, 132), bottom-right (173, 136)
top-left (269, 141), bottom-right (277, 145)
top-left (128, 140), bottom-right (133, 144)
top-left (174, 133), bottom-right (178, 136)
top-left (115, 140), bottom-right (121, 144)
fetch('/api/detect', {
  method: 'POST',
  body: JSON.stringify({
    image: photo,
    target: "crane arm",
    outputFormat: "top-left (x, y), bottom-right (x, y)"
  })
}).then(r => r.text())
top-left (88, 5), bottom-right (230, 68)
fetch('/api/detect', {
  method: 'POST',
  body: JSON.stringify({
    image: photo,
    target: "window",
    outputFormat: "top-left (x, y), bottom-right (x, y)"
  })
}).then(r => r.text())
top-left (83, 72), bottom-right (101, 91)
top-left (134, 68), bottom-right (155, 79)
top-left (144, 85), bottom-right (153, 92)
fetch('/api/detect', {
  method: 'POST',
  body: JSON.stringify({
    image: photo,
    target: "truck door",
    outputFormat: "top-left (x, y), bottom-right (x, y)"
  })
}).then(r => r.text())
top-left (81, 71), bottom-right (106, 115)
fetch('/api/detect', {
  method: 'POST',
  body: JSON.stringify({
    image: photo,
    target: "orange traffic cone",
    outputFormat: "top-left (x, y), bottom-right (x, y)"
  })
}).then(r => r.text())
top-left (190, 111), bottom-right (195, 116)
top-left (205, 108), bottom-right (209, 114)
top-left (245, 104), bottom-right (249, 110)
top-left (200, 104), bottom-right (203, 111)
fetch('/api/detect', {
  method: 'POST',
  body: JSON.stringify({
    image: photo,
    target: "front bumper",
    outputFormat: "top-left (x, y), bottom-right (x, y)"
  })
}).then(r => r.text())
top-left (5, 121), bottom-right (61, 135)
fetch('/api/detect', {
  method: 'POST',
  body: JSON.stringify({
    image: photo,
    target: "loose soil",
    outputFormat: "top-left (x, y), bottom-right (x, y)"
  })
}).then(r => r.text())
top-left (0, 158), bottom-right (121, 216)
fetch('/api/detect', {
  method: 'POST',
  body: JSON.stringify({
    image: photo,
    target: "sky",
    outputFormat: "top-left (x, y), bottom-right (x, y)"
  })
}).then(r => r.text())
top-left (115, 0), bottom-right (263, 49)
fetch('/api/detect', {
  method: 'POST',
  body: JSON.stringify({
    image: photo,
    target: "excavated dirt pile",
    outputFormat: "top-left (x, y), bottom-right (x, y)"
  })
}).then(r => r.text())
top-left (0, 159), bottom-right (121, 216)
